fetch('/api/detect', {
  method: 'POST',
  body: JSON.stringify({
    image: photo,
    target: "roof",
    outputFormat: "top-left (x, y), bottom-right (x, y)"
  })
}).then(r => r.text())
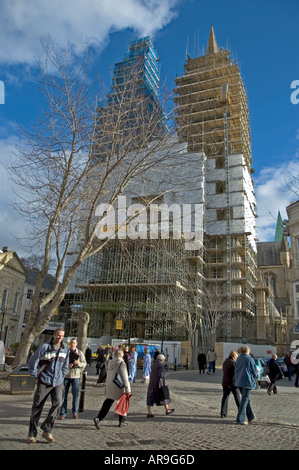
top-left (257, 241), bottom-right (282, 266)
top-left (25, 268), bottom-right (56, 291)
top-left (0, 250), bottom-right (27, 276)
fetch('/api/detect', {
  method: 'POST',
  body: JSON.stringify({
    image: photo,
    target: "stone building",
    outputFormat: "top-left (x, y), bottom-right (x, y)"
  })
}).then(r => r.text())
top-left (0, 247), bottom-right (26, 348)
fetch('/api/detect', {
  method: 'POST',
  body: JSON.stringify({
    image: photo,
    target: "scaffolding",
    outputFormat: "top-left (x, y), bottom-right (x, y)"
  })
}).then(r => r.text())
top-left (64, 28), bottom-right (257, 346)
top-left (174, 27), bottom-right (257, 342)
top-left (174, 46), bottom-right (252, 168)
top-left (74, 238), bottom-right (204, 343)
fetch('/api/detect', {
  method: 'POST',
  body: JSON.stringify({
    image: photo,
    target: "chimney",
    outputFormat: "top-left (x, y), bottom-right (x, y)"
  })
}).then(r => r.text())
top-left (2, 246), bottom-right (8, 252)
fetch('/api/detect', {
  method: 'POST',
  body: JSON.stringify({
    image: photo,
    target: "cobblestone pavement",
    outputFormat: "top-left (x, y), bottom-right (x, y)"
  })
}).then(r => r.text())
top-left (0, 365), bottom-right (299, 454)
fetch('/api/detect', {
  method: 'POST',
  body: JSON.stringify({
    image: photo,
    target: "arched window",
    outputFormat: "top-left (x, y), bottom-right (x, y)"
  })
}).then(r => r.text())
top-left (264, 273), bottom-right (277, 296)
top-left (270, 276), bottom-right (277, 296)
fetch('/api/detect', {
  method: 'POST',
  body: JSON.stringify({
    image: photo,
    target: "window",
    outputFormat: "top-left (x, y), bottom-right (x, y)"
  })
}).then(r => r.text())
top-left (27, 289), bottom-right (33, 300)
top-left (270, 276), bottom-right (277, 297)
top-left (216, 207), bottom-right (233, 221)
top-left (215, 156), bottom-right (225, 169)
top-left (264, 274), bottom-right (277, 296)
top-left (13, 292), bottom-right (20, 315)
top-left (216, 208), bottom-right (226, 221)
top-left (1, 289), bottom-right (8, 310)
top-left (216, 181), bottom-right (226, 194)
top-left (294, 283), bottom-right (299, 319)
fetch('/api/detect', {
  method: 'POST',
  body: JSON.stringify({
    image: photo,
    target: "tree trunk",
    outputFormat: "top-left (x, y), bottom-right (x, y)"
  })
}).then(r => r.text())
top-left (13, 324), bottom-right (38, 366)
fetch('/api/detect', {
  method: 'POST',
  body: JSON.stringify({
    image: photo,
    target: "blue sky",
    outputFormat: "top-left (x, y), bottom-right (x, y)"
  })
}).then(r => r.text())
top-left (0, 0), bottom-right (298, 255)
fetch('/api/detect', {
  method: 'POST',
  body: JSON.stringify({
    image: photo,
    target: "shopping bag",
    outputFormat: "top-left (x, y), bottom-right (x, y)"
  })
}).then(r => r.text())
top-left (115, 393), bottom-right (132, 416)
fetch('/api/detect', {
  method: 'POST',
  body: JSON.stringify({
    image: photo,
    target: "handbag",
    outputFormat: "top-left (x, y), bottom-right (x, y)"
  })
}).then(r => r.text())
top-left (158, 384), bottom-right (170, 402)
top-left (113, 364), bottom-right (124, 388)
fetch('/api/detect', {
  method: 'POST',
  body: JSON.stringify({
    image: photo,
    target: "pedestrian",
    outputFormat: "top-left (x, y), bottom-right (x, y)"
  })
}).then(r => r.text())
top-left (234, 345), bottom-right (258, 425)
top-left (129, 347), bottom-right (138, 383)
top-left (93, 348), bottom-right (131, 429)
top-left (295, 361), bottom-right (299, 388)
top-left (27, 328), bottom-right (69, 443)
top-left (284, 352), bottom-right (293, 381)
top-left (197, 349), bottom-right (207, 374)
top-left (85, 345), bottom-right (92, 366)
top-left (153, 348), bottom-right (159, 361)
top-left (220, 350), bottom-right (240, 418)
top-left (59, 338), bottom-right (87, 420)
top-left (266, 353), bottom-right (284, 395)
top-left (207, 346), bottom-right (217, 374)
top-left (146, 354), bottom-right (174, 418)
top-left (96, 346), bottom-right (104, 374)
top-left (124, 346), bottom-right (130, 373)
top-left (143, 347), bottom-right (151, 383)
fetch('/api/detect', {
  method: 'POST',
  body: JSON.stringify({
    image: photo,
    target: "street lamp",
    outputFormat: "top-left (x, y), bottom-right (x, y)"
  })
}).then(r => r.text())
top-left (128, 305), bottom-right (134, 347)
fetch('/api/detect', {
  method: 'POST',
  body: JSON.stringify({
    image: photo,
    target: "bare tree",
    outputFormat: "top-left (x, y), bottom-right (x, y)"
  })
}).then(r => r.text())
top-left (10, 39), bottom-right (177, 366)
top-left (201, 282), bottom-right (226, 346)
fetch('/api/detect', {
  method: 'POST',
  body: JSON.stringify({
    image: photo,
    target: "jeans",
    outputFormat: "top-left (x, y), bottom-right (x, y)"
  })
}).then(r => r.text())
top-left (29, 381), bottom-right (64, 437)
top-left (60, 378), bottom-right (80, 416)
top-left (221, 385), bottom-right (240, 417)
top-left (208, 361), bottom-right (216, 373)
top-left (236, 387), bottom-right (254, 423)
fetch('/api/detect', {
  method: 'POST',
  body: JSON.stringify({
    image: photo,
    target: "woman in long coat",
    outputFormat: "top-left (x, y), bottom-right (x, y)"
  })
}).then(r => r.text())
top-left (143, 348), bottom-right (151, 383)
top-left (146, 354), bottom-right (174, 418)
top-left (93, 348), bottom-right (131, 428)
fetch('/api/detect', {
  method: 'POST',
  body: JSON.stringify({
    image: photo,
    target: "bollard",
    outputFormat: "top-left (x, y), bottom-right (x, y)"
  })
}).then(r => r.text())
top-left (186, 357), bottom-right (188, 370)
top-left (79, 371), bottom-right (87, 412)
top-left (174, 358), bottom-right (177, 371)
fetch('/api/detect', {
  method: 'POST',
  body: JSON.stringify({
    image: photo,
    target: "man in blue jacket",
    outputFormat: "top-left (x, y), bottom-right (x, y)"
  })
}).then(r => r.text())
top-left (234, 345), bottom-right (258, 425)
top-left (27, 328), bottom-right (69, 443)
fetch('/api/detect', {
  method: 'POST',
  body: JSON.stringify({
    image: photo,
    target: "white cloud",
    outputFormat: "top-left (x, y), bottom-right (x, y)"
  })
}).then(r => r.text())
top-left (0, 135), bottom-right (28, 253)
top-left (0, 0), bottom-right (179, 64)
top-left (254, 159), bottom-right (299, 242)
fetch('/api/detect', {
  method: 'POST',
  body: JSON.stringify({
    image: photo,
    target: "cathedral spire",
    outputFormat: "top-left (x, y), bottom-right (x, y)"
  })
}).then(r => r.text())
top-left (274, 211), bottom-right (284, 242)
top-left (206, 25), bottom-right (219, 55)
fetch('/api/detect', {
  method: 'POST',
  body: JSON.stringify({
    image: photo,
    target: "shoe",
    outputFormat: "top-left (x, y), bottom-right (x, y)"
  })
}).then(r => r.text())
top-left (73, 413), bottom-right (78, 419)
top-left (42, 432), bottom-right (55, 442)
top-left (236, 421), bottom-right (248, 425)
top-left (147, 414), bottom-right (154, 418)
top-left (58, 415), bottom-right (65, 420)
top-left (119, 421), bottom-right (128, 427)
top-left (166, 409), bottom-right (175, 415)
top-left (267, 390), bottom-right (271, 395)
top-left (93, 417), bottom-right (101, 429)
top-left (221, 414), bottom-right (226, 418)
top-left (27, 436), bottom-right (36, 443)
top-left (207, 372), bottom-right (210, 375)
